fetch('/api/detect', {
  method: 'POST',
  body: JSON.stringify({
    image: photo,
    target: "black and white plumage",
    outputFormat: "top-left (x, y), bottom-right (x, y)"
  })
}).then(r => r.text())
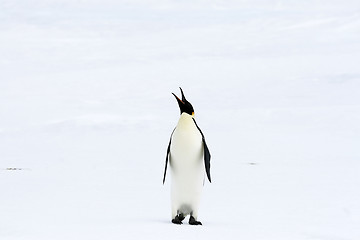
top-left (163, 88), bottom-right (211, 225)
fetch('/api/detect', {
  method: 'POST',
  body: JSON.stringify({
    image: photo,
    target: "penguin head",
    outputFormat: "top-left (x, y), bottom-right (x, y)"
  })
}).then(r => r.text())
top-left (172, 87), bottom-right (195, 116)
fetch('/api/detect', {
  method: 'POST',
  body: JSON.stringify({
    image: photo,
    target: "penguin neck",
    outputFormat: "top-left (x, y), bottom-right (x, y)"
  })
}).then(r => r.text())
top-left (176, 113), bottom-right (195, 130)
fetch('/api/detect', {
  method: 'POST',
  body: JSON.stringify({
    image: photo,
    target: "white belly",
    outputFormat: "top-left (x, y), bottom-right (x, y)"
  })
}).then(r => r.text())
top-left (169, 114), bottom-right (204, 218)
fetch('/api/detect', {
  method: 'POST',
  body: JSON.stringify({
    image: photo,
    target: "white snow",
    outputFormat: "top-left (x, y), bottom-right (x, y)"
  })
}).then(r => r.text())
top-left (1, 0), bottom-right (360, 239)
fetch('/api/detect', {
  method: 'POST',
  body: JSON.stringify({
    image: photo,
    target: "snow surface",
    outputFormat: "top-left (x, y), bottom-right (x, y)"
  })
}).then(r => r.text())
top-left (1, 0), bottom-right (360, 239)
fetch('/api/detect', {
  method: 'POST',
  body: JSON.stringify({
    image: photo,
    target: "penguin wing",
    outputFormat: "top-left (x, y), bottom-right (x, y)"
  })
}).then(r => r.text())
top-left (163, 128), bottom-right (175, 184)
top-left (193, 119), bottom-right (211, 183)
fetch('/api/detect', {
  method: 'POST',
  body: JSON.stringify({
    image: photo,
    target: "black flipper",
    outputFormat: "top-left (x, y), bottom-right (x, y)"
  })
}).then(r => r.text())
top-left (163, 128), bottom-right (176, 184)
top-left (193, 119), bottom-right (211, 183)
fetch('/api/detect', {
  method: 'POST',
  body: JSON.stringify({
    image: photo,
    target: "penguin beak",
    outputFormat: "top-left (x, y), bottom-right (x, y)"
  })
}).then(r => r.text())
top-left (172, 93), bottom-right (184, 106)
top-left (179, 87), bottom-right (186, 102)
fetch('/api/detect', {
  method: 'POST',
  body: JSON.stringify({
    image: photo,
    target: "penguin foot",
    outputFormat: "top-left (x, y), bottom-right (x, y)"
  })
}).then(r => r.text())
top-left (178, 213), bottom-right (185, 221)
top-left (189, 216), bottom-right (202, 225)
top-left (172, 214), bottom-right (185, 225)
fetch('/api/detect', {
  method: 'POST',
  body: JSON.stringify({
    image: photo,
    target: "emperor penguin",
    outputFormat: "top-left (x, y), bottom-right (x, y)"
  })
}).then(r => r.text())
top-left (163, 87), bottom-right (211, 225)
